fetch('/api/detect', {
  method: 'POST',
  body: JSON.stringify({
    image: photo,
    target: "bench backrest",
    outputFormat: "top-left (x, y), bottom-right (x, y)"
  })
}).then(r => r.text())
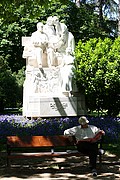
top-left (7, 135), bottom-right (74, 148)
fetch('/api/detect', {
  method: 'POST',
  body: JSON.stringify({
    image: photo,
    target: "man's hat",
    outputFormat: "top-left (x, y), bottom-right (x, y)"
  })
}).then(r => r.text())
top-left (78, 116), bottom-right (89, 125)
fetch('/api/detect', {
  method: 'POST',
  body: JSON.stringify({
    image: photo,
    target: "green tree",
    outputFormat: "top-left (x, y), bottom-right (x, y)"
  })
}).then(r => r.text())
top-left (74, 37), bottom-right (120, 116)
top-left (0, 57), bottom-right (21, 112)
top-left (80, 0), bottom-right (118, 37)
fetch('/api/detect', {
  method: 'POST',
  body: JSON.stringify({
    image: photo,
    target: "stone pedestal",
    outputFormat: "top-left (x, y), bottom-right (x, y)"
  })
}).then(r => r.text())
top-left (22, 67), bottom-right (87, 117)
top-left (23, 95), bottom-right (86, 117)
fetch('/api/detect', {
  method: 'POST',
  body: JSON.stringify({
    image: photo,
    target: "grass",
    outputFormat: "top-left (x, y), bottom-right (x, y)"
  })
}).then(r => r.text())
top-left (103, 143), bottom-right (120, 157)
top-left (2, 108), bottom-right (22, 115)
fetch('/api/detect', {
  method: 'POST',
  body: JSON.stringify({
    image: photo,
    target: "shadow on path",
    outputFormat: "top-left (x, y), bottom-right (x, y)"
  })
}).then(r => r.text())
top-left (0, 152), bottom-right (120, 179)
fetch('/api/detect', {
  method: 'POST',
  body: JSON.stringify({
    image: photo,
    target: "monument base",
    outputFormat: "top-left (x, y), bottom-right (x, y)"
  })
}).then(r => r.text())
top-left (23, 94), bottom-right (86, 117)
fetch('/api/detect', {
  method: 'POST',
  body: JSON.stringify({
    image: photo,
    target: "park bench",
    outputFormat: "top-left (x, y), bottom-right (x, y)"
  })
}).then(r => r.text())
top-left (6, 135), bottom-right (104, 167)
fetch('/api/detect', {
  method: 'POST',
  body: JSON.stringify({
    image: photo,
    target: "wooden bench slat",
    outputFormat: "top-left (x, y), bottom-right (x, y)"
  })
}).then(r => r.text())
top-left (7, 135), bottom-right (73, 147)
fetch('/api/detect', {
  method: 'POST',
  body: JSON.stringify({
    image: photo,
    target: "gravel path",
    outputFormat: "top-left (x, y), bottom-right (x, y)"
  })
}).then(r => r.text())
top-left (0, 152), bottom-right (120, 179)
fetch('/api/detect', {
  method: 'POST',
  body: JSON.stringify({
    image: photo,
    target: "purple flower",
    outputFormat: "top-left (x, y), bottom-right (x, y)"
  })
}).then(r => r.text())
top-left (0, 115), bottom-right (120, 143)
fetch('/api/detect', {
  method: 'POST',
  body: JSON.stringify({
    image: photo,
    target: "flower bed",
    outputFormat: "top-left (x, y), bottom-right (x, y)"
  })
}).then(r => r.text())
top-left (0, 115), bottom-right (120, 143)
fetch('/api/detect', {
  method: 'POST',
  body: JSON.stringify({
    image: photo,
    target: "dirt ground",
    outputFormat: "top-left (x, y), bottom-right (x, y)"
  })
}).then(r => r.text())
top-left (0, 152), bottom-right (120, 180)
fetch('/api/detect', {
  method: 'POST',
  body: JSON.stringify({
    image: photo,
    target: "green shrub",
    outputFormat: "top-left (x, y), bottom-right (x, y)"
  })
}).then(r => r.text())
top-left (74, 37), bottom-right (120, 116)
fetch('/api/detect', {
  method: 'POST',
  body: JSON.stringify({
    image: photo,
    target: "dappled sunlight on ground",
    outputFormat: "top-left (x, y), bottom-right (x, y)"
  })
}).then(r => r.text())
top-left (0, 152), bottom-right (120, 179)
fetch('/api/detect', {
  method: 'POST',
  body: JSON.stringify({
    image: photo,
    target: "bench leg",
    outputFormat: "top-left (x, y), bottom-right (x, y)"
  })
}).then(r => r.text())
top-left (99, 154), bottom-right (102, 166)
top-left (7, 145), bottom-right (11, 167)
top-left (7, 157), bottom-right (10, 167)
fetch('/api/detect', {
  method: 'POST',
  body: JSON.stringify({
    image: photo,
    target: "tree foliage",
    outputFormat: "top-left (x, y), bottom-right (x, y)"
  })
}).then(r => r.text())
top-left (0, 57), bottom-right (21, 111)
top-left (74, 37), bottom-right (120, 116)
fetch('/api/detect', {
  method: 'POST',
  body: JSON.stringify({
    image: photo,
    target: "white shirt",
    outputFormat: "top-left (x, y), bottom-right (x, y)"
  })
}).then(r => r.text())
top-left (64, 125), bottom-right (100, 141)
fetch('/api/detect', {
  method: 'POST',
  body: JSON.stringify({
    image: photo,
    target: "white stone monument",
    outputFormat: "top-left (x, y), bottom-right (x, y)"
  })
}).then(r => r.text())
top-left (22, 17), bottom-right (86, 117)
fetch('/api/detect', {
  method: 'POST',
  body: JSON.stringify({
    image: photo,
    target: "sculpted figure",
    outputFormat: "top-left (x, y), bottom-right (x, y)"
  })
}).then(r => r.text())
top-left (66, 31), bottom-right (75, 55)
top-left (43, 16), bottom-right (58, 67)
top-left (43, 16), bottom-right (71, 67)
top-left (43, 16), bottom-right (56, 38)
top-left (53, 16), bottom-right (68, 52)
top-left (45, 16), bottom-right (75, 67)
top-left (60, 47), bottom-right (75, 92)
top-left (53, 16), bottom-right (75, 56)
top-left (31, 22), bottom-right (48, 68)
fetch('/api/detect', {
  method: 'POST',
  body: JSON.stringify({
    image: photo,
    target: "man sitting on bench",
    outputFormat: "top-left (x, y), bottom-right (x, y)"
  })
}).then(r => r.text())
top-left (64, 116), bottom-right (105, 177)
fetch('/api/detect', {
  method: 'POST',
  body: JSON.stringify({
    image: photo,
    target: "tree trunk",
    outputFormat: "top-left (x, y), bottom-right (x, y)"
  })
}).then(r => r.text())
top-left (118, 0), bottom-right (120, 36)
top-left (98, 0), bottom-right (104, 27)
